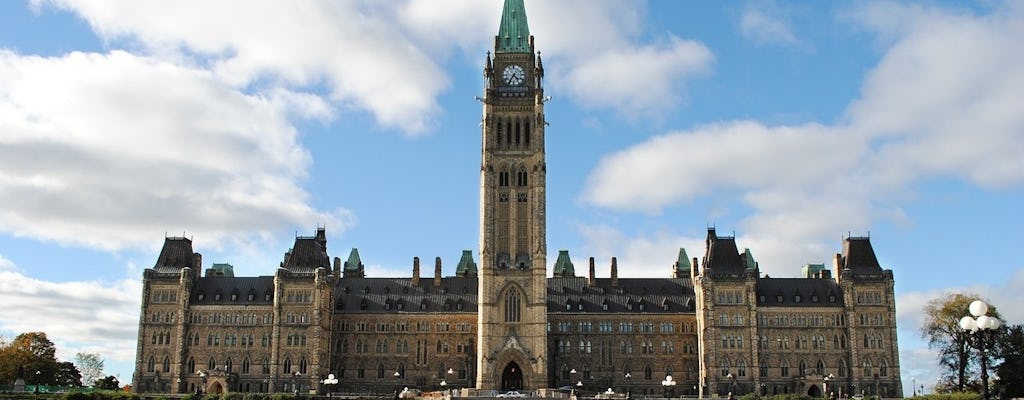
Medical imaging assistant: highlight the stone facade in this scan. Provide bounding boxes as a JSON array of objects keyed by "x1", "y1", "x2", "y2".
[{"x1": 132, "y1": 0, "x2": 901, "y2": 397}]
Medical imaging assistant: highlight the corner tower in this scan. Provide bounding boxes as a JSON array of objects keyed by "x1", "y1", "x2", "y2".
[{"x1": 477, "y1": 0, "x2": 549, "y2": 391}]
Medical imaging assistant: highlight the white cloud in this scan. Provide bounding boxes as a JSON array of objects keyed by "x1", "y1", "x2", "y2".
[
  {"x1": 739, "y1": 3, "x2": 801, "y2": 46},
  {"x1": 582, "y1": 3, "x2": 1024, "y2": 270},
  {"x1": 0, "y1": 50, "x2": 347, "y2": 251},
  {"x1": 0, "y1": 254, "x2": 15, "y2": 271},
  {"x1": 575, "y1": 224, "x2": 704, "y2": 278},
  {"x1": 0, "y1": 269, "x2": 141, "y2": 363}
]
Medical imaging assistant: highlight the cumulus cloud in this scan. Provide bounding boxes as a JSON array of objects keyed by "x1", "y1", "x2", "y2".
[
  {"x1": 583, "y1": 3, "x2": 1024, "y2": 270},
  {"x1": 739, "y1": 3, "x2": 801, "y2": 46},
  {"x1": 0, "y1": 268, "x2": 141, "y2": 363},
  {"x1": 574, "y1": 224, "x2": 705, "y2": 278},
  {"x1": 0, "y1": 50, "x2": 348, "y2": 251}
]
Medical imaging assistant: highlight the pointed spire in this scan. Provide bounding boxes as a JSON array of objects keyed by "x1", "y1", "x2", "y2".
[
  {"x1": 553, "y1": 250, "x2": 575, "y2": 277},
  {"x1": 496, "y1": 0, "x2": 531, "y2": 53},
  {"x1": 343, "y1": 248, "x2": 365, "y2": 278},
  {"x1": 456, "y1": 250, "x2": 478, "y2": 277},
  {"x1": 674, "y1": 248, "x2": 691, "y2": 278}
]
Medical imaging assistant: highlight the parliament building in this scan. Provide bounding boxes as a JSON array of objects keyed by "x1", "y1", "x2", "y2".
[{"x1": 133, "y1": 1, "x2": 902, "y2": 397}]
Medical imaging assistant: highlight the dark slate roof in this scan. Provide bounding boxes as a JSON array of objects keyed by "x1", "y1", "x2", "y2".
[
  {"x1": 335, "y1": 277, "x2": 478, "y2": 313},
  {"x1": 190, "y1": 276, "x2": 275, "y2": 305},
  {"x1": 755, "y1": 277, "x2": 844, "y2": 307},
  {"x1": 153, "y1": 237, "x2": 197, "y2": 273},
  {"x1": 703, "y1": 228, "x2": 745, "y2": 273},
  {"x1": 282, "y1": 229, "x2": 330, "y2": 273},
  {"x1": 841, "y1": 237, "x2": 882, "y2": 273},
  {"x1": 548, "y1": 277, "x2": 696, "y2": 313}
]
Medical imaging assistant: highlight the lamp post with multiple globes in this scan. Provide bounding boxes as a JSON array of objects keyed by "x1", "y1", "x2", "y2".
[
  {"x1": 321, "y1": 373, "x2": 338, "y2": 398},
  {"x1": 661, "y1": 375, "x2": 676, "y2": 399},
  {"x1": 959, "y1": 300, "x2": 1001, "y2": 400}
]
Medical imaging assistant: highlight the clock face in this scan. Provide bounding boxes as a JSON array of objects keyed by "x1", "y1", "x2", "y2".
[{"x1": 502, "y1": 64, "x2": 525, "y2": 86}]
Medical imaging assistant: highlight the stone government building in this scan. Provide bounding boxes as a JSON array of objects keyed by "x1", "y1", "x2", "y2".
[{"x1": 133, "y1": 0, "x2": 902, "y2": 397}]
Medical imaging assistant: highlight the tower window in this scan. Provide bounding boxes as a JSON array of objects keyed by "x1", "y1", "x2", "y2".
[
  {"x1": 505, "y1": 287, "x2": 522, "y2": 322},
  {"x1": 517, "y1": 168, "x2": 528, "y2": 186}
]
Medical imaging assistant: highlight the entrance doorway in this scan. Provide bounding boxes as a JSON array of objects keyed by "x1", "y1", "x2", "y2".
[
  {"x1": 807, "y1": 384, "x2": 821, "y2": 398},
  {"x1": 208, "y1": 381, "x2": 224, "y2": 394},
  {"x1": 501, "y1": 362, "x2": 523, "y2": 391}
]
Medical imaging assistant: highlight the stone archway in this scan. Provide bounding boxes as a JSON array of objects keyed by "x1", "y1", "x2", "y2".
[
  {"x1": 807, "y1": 384, "x2": 821, "y2": 398},
  {"x1": 208, "y1": 381, "x2": 225, "y2": 394},
  {"x1": 501, "y1": 362, "x2": 524, "y2": 391}
]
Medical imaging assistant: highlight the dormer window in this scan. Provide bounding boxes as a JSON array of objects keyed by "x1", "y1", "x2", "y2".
[
  {"x1": 420, "y1": 300, "x2": 428, "y2": 310},
  {"x1": 397, "y1": 300, "x2": 405, "y2": 310},
  {"x1": 384, "y1": 300, "x2": 392, "y2": 311},
  {"x1": 265, "y1": 293, "x2": 272, "y2": 301},
  {"x1": 457, "y1": 300, "x2": 464, "y2": 311},
  {"x1": 777, "y1": 295, "x2": 784, "y2": 303},
  {"x1": 214, "y1": 291, "x2": 222, "y2": 301},
  {"x1": 829, "y1": 295, "x2": 836, "y2": 303},
  {"x1": 577, "y1": 299, "x2": 583, "y2": 311},
  {"x1": 231, "y1": 293, "x2": 238, "y2": 301},
  {"x1": 794, "y1": 295, "x2": 802, "y2": 303},
  {"x1": 565, "y1": 301, "x2": 572, "y2": 311},
  {"x1": 197, "y1": 293, "x2": 205, "y2": 301},
  {"x1": 602, "y1": 299, "x2": 609, "y2": 311},
  {"x1": 359, "y1": 299, "x2": 368, "y2": 310},
  {"x1": 812, "y1": 295, "x2": 819, "y2": 303},
  {"x1": 626, "y1": 299, "x2": 634, "y2": 311}
]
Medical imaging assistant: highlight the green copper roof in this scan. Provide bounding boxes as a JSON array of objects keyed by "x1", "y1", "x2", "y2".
[
  {"x1": 456, "y1": 250, "x2": 478, "y2": 277},
  {"x1": 675, "y1": 248, "x2": 691, "y2": 272},
  {"x1": 496, "y1": 0, "x2": 531, "y2": 53},
  {"x1": 553, "y1": 250, "x2": 575, "y2": 277},
  {"x1": 802, "y1": 263, "x2": 825, "y2": 278},
  {"x1": 210, "y1": 263, "x2": 235, "y2": 277},
  {"x1": 744, "y1": 248, "x2": 757, "y2": 270},
  {"x1": 344, "y1": 248, "x2": 362, "y2": 271}
]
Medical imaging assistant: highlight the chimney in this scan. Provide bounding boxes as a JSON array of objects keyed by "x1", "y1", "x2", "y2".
[
  {"x1": 193, "y1": 253, "x2": 202, "y2": 270},
  {"x1": 412, "y1": 257, "x2": 421, "y2": 286},
  {"x1": 610, "y1": 257, "x2": 618, "y2": 287},
  {"x1": 588, "y1": 257, "x2": 596, "y2": 286},
  {"x1": 821, "y1": 269, "x2": 832, "y2": 279},
  {"x1": 434, "y1": 257, "x2": 442, "y2": 287},
  {"x1": 333, "y1": 257, "x2": 341, "y2": 277}
]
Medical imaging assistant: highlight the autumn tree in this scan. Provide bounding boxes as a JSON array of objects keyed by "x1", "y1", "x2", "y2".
[
  {"x1": 0, "y1": 332, "x2": 59, "y2": 385},
  {"x1": 921, "y1": 293, "x2": 1003, "y2": 392},
  {"x1": 75, "y1": 352, "x2": 105, "y2": 388}
]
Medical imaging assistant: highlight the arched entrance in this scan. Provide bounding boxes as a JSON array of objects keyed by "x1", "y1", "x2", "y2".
[
  {"x1": 807, "y1": 384, "x2": 821, "y2": 398},
  {"x1": 501, "y1": 362, "x2": 524, "y2": 391},
  {"x1": 208, "y1": 381, "x2": 225, "y2": 394}
]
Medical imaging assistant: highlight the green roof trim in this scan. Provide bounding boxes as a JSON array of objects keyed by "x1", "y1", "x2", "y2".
[
  {"x1": 553, "y1": 250, "x2": 575, "y2": 277},
  {"x1": 675, "y1": 248, "x2": 691, "y2": 272},
  {"x1": 456, "y1": 250, "x2": 478, "y2": 277},
  {"x1": 743, "y1": 248, "x2": 757, "y2": 270},
  {"x1": 496, "y1": 0, "x2": 531, "y2": 53},
  {"x1": 344, "y1": 248, "x2": 362, "y2": 271}
]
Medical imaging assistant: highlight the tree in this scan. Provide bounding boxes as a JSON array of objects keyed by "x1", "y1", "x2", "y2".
[
  {"x1": 54, "y1": 361, "x2": 83, "y2": 387},
  {"x1": 920, "y1": 293, "x2": 1003, "y2": 392},
  {"x1": 74, "y1": 352, "x2": 105, "y2": 388},
  {"x1": 94, "y1": 375, "x2": 120, "y2": 390},
  {"x1": 0, "y1": 332, "x2": 60, "y2": 385},
  {"x1": 994, "y1": 324, "x2": 1024, "y2": 397}
]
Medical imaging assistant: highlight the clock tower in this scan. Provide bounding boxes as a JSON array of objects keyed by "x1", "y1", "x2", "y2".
[{"x1": 477, "y1": 0, "x2": 549, "y2": 391}]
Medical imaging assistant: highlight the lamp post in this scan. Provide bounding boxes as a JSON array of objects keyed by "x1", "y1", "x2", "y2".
[
  {"x1": 394, "y1": 371, "x2": 401, "y2": 400},
  {"x1": 196, "y1": 370, "x2": 207, "y2": 395},
  {"x1": 625, "y1": 372, "x2": 632, "y2": 398},
  {"x1": 34, "y1": 370, "x2": 41, "y2": 394},
  {"x1": 661, "y1": 375, "x2": 676, "y2": 399},
  {"x1": 825, "y1": 373, "x2": 834, "y2": 399},
  {"x1": 726, "y1": 373, "x2": 734, "y2": 397},
  {"x1": 322, "y1": 373, "x2": 338, "y2": 398},
  {"x1": 293, "y1": 371, "x2": 301, "y2": 396},
  {"x1": 176, "y1": 378, "x2": 182, "y2": 394},
  {"x1": 959, "y1": 300, "x2": 1002, "y2": 400},
  {"x1": 912, "y1": 377, "x2": 916, "y2": 397}
]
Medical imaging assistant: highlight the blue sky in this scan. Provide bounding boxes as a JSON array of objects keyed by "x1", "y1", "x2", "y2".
[{"x1": 1, "y1": 0, "x2": 1022, "y2": 394}]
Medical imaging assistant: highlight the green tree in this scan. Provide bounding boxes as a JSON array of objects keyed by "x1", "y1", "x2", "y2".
[
  {"x1": 994, "y1": 324, "x2": 1024, "y2": 397},
  {"x1": 55, "y1": 361, "x2": 83, "y2": 387},
  {"x1": 75, "y1": 352, "x2": 105, "y2": 388},
  {"x1": 94, "y1": 375, "x2": 120, "y2": 390},
  {"x1": 920, "y1": 293, "x2": 1003, "y2": 392},
  {"x1": 0, "y1": 331, "x2": 60, "y2": 385}
]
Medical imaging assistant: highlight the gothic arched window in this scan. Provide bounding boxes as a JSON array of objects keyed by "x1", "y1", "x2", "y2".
[{"x1": 504, "y1": 287, "x2": 521, "y2": 322}]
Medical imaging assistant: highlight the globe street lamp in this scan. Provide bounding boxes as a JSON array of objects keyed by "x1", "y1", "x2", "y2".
[
  {"x1": 293, "y1": 371, "x2": 301, "y2": 395},
  {"x1": 825, "y1": 373, "x2": 835, "y2": 399},
  {"x1": 959, "y1": 300, "x2": 1002, "y2": 400},
  {"x1": 624, "y1": 372, "x2": 632, "y2": 398},
  {"x1": 196, "y1": 370, "x2": 207, "y2": 395},
  {"x1": 661, "y1": 375, "x2": 676, "y2": 399},
  {"x1": 322, "y1": 373, "x2": 338, "y2": 398}
]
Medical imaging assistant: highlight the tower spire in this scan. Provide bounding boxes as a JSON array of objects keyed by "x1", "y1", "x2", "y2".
[{"x1": 496, "y1": 0, "x2": 531, "y2": 53}]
